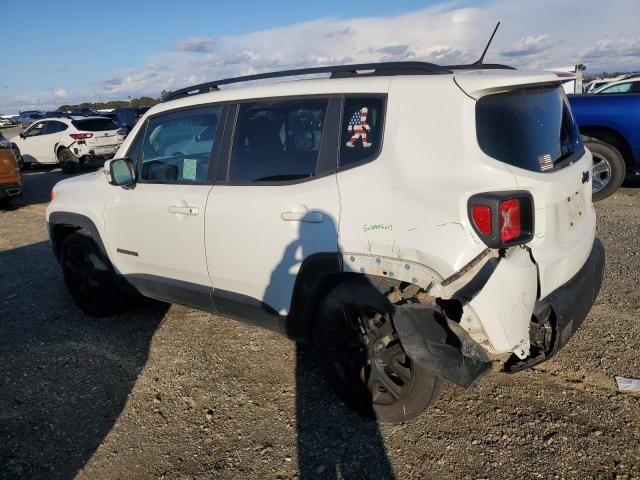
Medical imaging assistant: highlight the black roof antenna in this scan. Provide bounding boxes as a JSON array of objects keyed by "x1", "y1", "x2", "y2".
[{"x1": 473, "y1": 21, "x2": 501, "y2": 66}]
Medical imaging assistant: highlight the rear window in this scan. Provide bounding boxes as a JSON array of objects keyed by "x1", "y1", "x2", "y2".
[
  {"x1": 229, "y1": 98, "x2": 328, "y2": 182},
  {"x1": 72, "y1": 118, "x2": 119, "y2": 132},
  {"x1": 476, "y1": 86, "x2": 583, "y2": 172}
]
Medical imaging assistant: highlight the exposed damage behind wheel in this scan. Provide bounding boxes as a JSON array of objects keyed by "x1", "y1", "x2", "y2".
[
  {"x1": 392, "y1": 303, "x2": 492, "y2": 388},
  {"x1": 382, "y1": 238, "x2": 604, "y2": 388}
]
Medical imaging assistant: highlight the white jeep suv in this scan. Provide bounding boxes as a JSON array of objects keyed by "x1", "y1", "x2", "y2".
[
  {"x1": 12, "y1": 116, "x2": 125, "y2": 172},
  {"x1": 46, "y1": 62, "x2": 604, "y2": 423}
]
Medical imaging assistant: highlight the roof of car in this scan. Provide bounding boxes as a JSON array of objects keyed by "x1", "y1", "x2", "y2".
[
  {"x1": 151, "y1": 62, "x2": 574, "y2": 114},
  {"x1": 33, "y1": 115, "x2": 113, "y2": 123},
  {"x1": 69, "y1": 115, "x2": 111, "y2": 120},
  {"x1": 149, "y1": 63, "x2": 564, "y2": 118}
]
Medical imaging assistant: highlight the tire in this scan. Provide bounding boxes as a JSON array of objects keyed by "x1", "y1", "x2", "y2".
[
  {"x1": 585, "y1": 139, "x2": 625, "y2": 202},
  {"x1": 60, "y1": 232, "x2": 123, "y2": 317},
  {"x1": 313, "y1": 279, "x2": 444, "y2": 423},
  {"x1": 58, "y1": 147, "x2": 79, "y2": 174}
]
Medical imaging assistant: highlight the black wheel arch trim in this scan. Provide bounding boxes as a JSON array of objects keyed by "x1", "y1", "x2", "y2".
[
  {"x1": 48, "y1": 212, "x2": 109, "y2": 261},
  {"x1": 286, "y1": 252, "x2": 343, "y2": 342}
]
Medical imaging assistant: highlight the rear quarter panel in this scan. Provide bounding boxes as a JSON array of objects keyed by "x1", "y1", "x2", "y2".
[{"x1": 336, "y1": 76, "x2": 519, "y2": 280}]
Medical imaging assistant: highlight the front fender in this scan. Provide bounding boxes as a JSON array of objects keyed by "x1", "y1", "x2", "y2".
[{"x1": 48, "y1": 212, "x2": 109, "y2": 261}]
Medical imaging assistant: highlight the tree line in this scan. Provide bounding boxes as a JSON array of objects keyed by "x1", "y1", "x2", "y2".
[{"x1": 57, "y1": 96, "x2": 161, "y2": 111}]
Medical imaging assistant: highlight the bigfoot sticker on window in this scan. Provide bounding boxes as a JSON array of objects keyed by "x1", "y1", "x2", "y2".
[
  {"x1": 345, "y1": 107, "x2": 372, "y2": 148},
  {"x1": 340, "y1": 97, "x2": 384, "y2": 167}
]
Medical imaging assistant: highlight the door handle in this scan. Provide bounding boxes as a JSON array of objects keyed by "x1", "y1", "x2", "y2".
[
  {"x1": 281, "y1": 211, "x2": 324, "y2": 223},
  {"x1": 168, "y1": 205, "x2": 199, "y2": 215}
]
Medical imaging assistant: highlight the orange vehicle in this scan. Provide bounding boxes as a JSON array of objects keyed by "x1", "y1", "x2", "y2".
[{"x1": 0, "y1": 131, "x2": 22, "y2": 204}]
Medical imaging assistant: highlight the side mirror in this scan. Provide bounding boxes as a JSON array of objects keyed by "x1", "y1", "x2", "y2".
[
  {"x1": 19, "y1": 132, "x2": 26, "y2": 139},
  {"x1": 105, "y1": 158, "x2": 136, "y2": 187}
]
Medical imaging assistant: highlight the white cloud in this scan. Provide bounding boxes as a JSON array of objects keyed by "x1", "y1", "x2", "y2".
[
  {"x1": 53, "y1": 88, "x2": 68, "y2": 98},
  {"x1": 3, "y1": 0, "x2": 640, "y2": 111}
]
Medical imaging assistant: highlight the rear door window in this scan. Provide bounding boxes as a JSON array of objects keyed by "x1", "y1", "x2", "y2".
[
  {"x1": 139, "y1": 106, "x2": 224, "y2": 183},
  {"x1": 44, "y1": 121, "x2": 67, "y2": 134},
  {"x1": 228, "y1": 98, "x2": 328, "y2": 182},
  {"x1": 476, "y1": 86, "x2": 583, "y2": 172},
  {"x1": 339, "y1": 97, "x2": 385, "y2": 168}
]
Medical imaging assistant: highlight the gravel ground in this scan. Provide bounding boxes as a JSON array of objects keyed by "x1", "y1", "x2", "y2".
[{"x1": 0, "y1": 166, "x2": 639, "y2": 479}]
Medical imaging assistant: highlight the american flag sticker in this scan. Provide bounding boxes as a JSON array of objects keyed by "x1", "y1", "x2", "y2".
[
  {"x1": 346, "y1": 107, "x2": 372, "y2": 148},
  {"x1": 538, "y1": 153, "x2": 554, "y2": 171}
]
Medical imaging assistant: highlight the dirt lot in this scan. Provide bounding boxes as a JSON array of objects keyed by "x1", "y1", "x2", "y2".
[{"x1": 1, "y1": 157, "x2": 639, "y2": 479}]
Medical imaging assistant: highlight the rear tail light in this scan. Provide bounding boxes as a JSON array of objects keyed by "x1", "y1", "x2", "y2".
[
  {"x1": 50, "y1": 190, "x2": 56, "y2": 201},
  {"x1": 499, "y1": 198, "x2": 521, "y2": 243},
  {"x1": 472, "y1": 205, "x2": 492, "y2": 235},
  {"x1": 468, "y1": 192, "x2": 534, "y2": 248},
  {"x1": 70, "y1": 133, "x2": 93, "y2": 140}
]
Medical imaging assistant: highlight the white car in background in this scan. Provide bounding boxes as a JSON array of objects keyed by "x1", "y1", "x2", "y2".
[
  {"x1": 583, "y1": 78, "x2": 617, "y2": 93},
  {"x1": 0, "y1": 117, "x2": 12, "y2": 127},
  {"x1": 11, "y1": 116, "x2": 125, "y2": 172},
  {"x1": 593, "y1": 78, "x2": 640, "y2": 94}
]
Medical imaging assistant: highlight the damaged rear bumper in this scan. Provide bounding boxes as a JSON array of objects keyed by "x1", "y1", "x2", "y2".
[
  {"x1": 505, "y1": 237, "x2": 605, "y2": 372},
  {"x1": 393, "y1": 238, "x2": 604, "y2": 387},
  {"x1": 393, "y1": 303, "x2": 492, "y2": 388}
]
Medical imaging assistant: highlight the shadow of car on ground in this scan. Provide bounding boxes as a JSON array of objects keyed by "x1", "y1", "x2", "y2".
[{"x1": 0, "y1": 240, "x2": 169, "y2": 479}]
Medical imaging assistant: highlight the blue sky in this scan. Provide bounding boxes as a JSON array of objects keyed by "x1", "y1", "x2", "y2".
[{"x1": 3, "y1": 0, "x2": 639, "y2": 112}]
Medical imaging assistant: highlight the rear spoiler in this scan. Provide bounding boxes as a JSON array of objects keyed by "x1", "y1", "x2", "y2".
[{"x1": 453, "y1": 70, "x2": 574, "y2": 100}]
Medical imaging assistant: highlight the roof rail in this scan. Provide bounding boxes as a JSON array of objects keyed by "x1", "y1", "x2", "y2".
[
  {"x1": 446, "y1": 63, "x2": 516, "y2": 70},
  {"x1": 163, "y1": 61, "x2": 452, "y2": 101}
]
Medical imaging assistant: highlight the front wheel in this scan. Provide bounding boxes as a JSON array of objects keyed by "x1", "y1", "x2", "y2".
[
  {"x1": 585, "y1": 139, "x2": 626, "y2": 201},
  {"x1": 60, "y1": 232, "x2": 123, "y2": 317},
  {"x1": 57, "y1": 147, "x2": 79, "y2": 174},
  {"x1": 314, "y1": 279, "x2": 443, "y2": 423}
]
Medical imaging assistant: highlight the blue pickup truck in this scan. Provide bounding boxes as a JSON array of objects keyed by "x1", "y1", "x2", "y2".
[{"x1": 568, "y1": 93, "x2": 640, "y2": 200}]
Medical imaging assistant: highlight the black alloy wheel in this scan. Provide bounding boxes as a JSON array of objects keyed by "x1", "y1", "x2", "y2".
[{"x1": 314, "y1": 280, "x2": 443, "y2": 423}]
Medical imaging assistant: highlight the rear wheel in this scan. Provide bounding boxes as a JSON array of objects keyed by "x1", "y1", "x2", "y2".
[
  {"x1": 585, "y1": 139, "x2": 625, "y2": 201},
  {"x1": 314, "y1": 279, "x2": 443, "y2": 423},
  {"x1": 60, "y1": 232, "x2": 122, "y2": 317},
  {"x1": 58, "y1": 147, "x2": 78, "y2": 174}
]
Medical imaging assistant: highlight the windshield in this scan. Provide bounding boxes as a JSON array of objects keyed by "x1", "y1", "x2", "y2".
[{"x1": 476, "y1": 86, "x2": 584, "y2": 173}]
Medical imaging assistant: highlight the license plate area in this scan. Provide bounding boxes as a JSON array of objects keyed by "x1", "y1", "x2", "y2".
[
  {"x1": 567, "y1": 188, "x2": 587, "y2": 230},
  {"x1": 95, "y1": 137, "x2": 114, "y2": 146}
]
